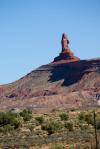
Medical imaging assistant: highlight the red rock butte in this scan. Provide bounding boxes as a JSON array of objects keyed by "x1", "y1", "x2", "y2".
[{"x1": 53, "y1": 33, "x2": 80, "y2": 63}]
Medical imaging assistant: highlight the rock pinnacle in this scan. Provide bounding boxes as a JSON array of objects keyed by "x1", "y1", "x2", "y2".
[
  {"x1": 53, "y1": 33, "x2": 80, "y2": 63},
  {"x1": 61, "y1": 33, "x2": 69, "y2": 51}
]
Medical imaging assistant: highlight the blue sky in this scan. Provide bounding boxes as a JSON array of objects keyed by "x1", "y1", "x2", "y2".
[{"x1": 0, "y1": 0, "x2": 100, "y2": 84}]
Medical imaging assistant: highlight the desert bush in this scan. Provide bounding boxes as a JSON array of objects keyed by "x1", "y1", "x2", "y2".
[
  {"x1": 78, "y1": 112, "x2": 85, "y2": 121},
  {"x1": 35, "y1": 116, "x2": 44, "y2": 124},
  {"x1": 42, "y1": 120, "x2": 62, "y2": 135},
  {"x1": 0, "y1": 111, "x2": 21, "y2": 129},
  {"x1": 78, "y1": 112, "x2": 94, "y2": 125},
  {"x1": 11, "y1": 118, "x2": 21, "y2": 129},
  {"x1": 59, "y1": 113, "x2": 69, "y2": 121},
  {"x1": 65, "y1": 121, "x2": 73, "y2": 131},
  {"x1": 84, "y1": 113, "x2": 94, "y2": 125},
  {"x1": 19, "y1": 109, "x2": 32, "y2": 121},
  {"x1": 79, "y1": 123, "x2": 88, "y2": 130},
  {"x1": 2, "y1": 124, "x2": 14, "y2": 133},
  {"x1": 96, "y1": 119, "x2": 100, "y2": 129},
  {"x1": 70, "y1": 108, "x2": 76, "y2": 112},
  {"x1": 49, "y1": 144, "x2": 65, "y2": 149},
  {"x1": 27, "y1": 124, "x2": 35, "y2": 131},
  {"x1": 0, "y1": 112, "x2": 9, "y2": 126},
  {"x1": 27, "y1": 109, "x2": 32, "y2": 114}
]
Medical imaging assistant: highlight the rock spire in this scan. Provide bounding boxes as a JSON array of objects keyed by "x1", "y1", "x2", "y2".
[
  {"x1": 61, "y1": 33, "x2": 69, "y2": 51},
  {"x1": 53, "y1": 33, "x2": 80, "y2": 63}
]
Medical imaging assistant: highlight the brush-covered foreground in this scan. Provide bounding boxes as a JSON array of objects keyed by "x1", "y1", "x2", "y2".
[{"x1": 0, "y1": 108, "x2": 100, "y2": 149}]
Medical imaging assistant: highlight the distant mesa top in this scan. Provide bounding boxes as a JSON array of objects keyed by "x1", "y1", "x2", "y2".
[{"x1": 53, "y1": 33, "x2": 80, "y2": 63}]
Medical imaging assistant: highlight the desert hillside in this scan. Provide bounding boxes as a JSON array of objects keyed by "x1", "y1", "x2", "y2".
[{"x1": 0, "y1": 33, "x2": 100, "y2": 111}]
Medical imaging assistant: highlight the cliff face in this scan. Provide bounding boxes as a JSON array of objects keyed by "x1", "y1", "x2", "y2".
[{"x1": 0, "y1": 33, "x2": 100, "y2": 112}]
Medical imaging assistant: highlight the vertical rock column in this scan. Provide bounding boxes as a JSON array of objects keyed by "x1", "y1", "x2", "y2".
[{"x1": 53, "y1": 33, "x2": 80, "y2": 63}]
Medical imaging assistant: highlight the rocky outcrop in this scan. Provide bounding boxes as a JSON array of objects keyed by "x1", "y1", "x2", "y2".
[
  {"x1": 53, "y1": 33, "x2": 80, "y2": 63},
  {"x1": 0, "y1": 33, "x2": 99, "y2": 112}
]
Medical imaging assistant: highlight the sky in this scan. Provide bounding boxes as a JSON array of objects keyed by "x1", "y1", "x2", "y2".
[{"x1": 0, "y1": 0, "x2": 100, "y2": 84}]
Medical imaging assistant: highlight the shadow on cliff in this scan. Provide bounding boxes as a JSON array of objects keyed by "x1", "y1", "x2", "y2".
[{"x1": 49, "y1": 59, "x2": 100, "y2": 86}]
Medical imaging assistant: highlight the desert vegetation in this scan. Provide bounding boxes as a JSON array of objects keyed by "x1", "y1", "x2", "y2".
[{"x1": 0, "y1": 108, "x2": 100, "y2": 149}]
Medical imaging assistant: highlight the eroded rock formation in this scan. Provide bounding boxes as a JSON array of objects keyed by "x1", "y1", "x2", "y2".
[{"x1": 53, "y1": 33, "x2": 80, "y2": 63}]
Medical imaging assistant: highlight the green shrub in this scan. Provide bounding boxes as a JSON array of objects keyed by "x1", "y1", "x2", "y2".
[
  {"x1": 78, "y1": 112, "x2": 85, "y2": 121},
  {"x1": 35, "y1": 116, "x2": 44, "y2": 124},
  {"x1": 11, "y1": 118, "x2": 21, "y2": 129},
  {"x1": 59, "y1": 113, "x2": 69, "y2": 121},
  {"x1": 96, "y1": 119, "x2": 100, "y2": 129},
  {"x1": 0, "y1": 111, "x2": 20, "y2": 129},
  {"x1": 70, "y1": 108, "x2": 76, "y2": 112},
  {"x1": 19, "y1": 109, "x2": 32, "y2": 121},
  {"x1": 27, "y1": 109, "x2": 32, "y2": 114},
  {"x1": 27, "y1": 124, "x2": 35, "y2": 131},
  {"x1": 42, "y1": 120, "x2": 62, "y2": 135},
  {"x1": 79, "y1": 124, "x2": 88, "y2": 130},
  {"x1": 78, "y1": 112, "x2": 94, "y2": 125},
  {"x1": 84, "y1": 114, "x2": 94, "y2": 125},
  {"x1": 2, "y1": 124, "x2": 14, "y2": 133},
  {"x1": 65, "y1": 122, "x2": 73, "y2": 131},
  {"x1": 49, "y1": 144, "x2": 65, "y2": 149}
]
